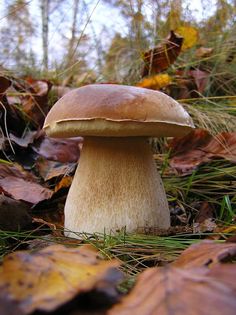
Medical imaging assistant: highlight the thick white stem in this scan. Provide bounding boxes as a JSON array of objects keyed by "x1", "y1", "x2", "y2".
[{"x1": 64, "y1": 137, "x2": 170, "y2": 237}]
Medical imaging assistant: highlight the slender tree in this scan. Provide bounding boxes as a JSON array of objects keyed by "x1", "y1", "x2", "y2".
[
  {"x1": 65, "y1": 0, "x2": 80, "y2": 68},
  {"x1": 40, "y1": 0, "x2": 50, "y2": 70}
]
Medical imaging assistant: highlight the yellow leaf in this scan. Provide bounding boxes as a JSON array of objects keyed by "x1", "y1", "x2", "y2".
[
  {"x1": 137, "y1": 74, "x2": 172, "y2": 90},
  {"x1": 222, "y1": 225, "x2": 236, "y2": 233},
  {"x1": 0, "y1": 245, "x2": 122, "y2": 314},
  {"x1": 176, "y1": 26, "x2": 198, "y2": 51},
  {"x1": 54, "y1": 175, "x2": 73, "y2": 192}
]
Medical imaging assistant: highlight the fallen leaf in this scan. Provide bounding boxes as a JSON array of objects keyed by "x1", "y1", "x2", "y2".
[
  {"x1": 0, "y1": 176, "x2": 53, "y2": 204},
  {"x1": 207, "y1": 264, "x2": 236, "y2": 290},
  {"x1": 9, "y1": 131, "x2": 38, "y2": 148},
  {"x1": 192, "y1": 202, "x2": 217, "y2": 233},
  {"x1": 142, "y1": 31, "x2": 183, "y2": 77},
  {"x1": 108, "y1": 264, "x2": 236, "y2": 315},
  {"x1": 175, "y1": 25, "x2": 198, "y2": 50},
  {"x1": 54, "y1": 175, "x2": 73, "y2": 192},
  {"x1": 169, "y1": 129, "x2": 236, "y2": 174},
  {"x1": 26, "y1": 77, "x2": 51, "y2": 96},
  {"x1": 0, "y1": 161, "x2": 53, "y2": 204},
  {"x1": 174, "y1": 68, "x2": 209, "y2": 97},
  {"x1": 172, "y1": 240, "x2": 236, "y2": 268},
  {"x1": 223, "y1": 226, "x2": 236, "y2": 234},
  {"x1": 193, "y1": 218, "x2": 217, "y2": 233},
  {"x1": 0, "y1": 81, "x2": 26, "y2": 136},
  {"x1": 33, "y1": 136, "x2": 82, "y2": 163},
  {"x1": 12, "y1": 78, "x2": 52, "y2": 128},
  {"x1": 0, "y1": 244, "x2": 122, "y2": 314},
  {"x1": 36, "y1": 158, "x2": 76, "y2": 181},
  {"x1": 189, "y1": 69, "x2": 210, "y2": 93},
  {"x1": 195, "y1": 47, "x2": 213, "y2": 59},
  {"x1": 24, "y1": 79, "x2": 52, "y2": 126},
  {"x1": 0, "y1": 162, "x2": 37, "y2": 181},
  {"x1": 136, "y1": 74, "x2": 172, "y2": 90},
  {"x1": 194, "y1": 201, "x2": 215, "y2": 223}
]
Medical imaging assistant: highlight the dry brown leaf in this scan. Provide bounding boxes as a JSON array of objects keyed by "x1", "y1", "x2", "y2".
[
  {"x1": 189, "y1": 69, "x2": 210, "y2": 93},
  {"x1": 193, "y1": 218, "x2": 217, "y2": 233},
  {"x1": 142, "y1": 31, "x2": 183, "y2": 77},
  {"x1": 21, "y1": 79, "x2": 52, "y2": 127},
  {"x1": 54, "y1": 175, "x2": 73, "y2": 192},
  {"x1": 9, "y1": 131, "x2": 38, "y2": 148},
  {"x1": 0, "y1": 163, "x2": 37, "y2": 181},
  {"x1": 195, "y1": 47, "x2": 213, "y2": 59},
  {"x1": 0, "y1": 163, "x2": 51, "y2": 204},
  {"x1": 0, "y1": 244, "x2": 122, "y2": 314},
  {"x1": 169, "y1": 129, "x2": 236, "y2": 174},
  {"x1": 194, "y1": 201, "x2": 215, "y2": 223},
  {"x1": 109, "y1": 264, "x2": 236, "y2": 315},
  {"x1": 172, "y1": 240, "x2": 236, "y2": 268},
  {"x1": 33, "y1": 136, "x2": 82, "y2": 163},
  {"x1": 192, "y1": 202, "x2": 217, "y2": 233},
  {"x1": 0, "y1": 176, "x2": 53, "y2": 204},
  {"x1": 36, "y1": 158, "x2": 76, "y2": 181}
]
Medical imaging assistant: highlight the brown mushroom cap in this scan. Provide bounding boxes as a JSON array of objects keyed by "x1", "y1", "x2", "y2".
[{"x1": 43, "y1": 84, "x2": 194, "y2": 138}]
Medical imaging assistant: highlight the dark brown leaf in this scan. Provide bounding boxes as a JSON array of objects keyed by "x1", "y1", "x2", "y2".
[
  {"x1": 142, "y1": 31, "x2": 183, "y2": 77},
  {"x1": 0, "y1": 76, "x2": 11, "y2": 96}
]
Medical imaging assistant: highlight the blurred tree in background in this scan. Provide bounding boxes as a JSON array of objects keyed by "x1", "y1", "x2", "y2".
[{"x1": 0, "y1": 0, "x2": 36, "y2": 72}]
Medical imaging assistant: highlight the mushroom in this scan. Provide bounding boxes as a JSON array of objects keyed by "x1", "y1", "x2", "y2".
[{"x1": 43, "y1": 84, "x2": 194, "y2": 237}]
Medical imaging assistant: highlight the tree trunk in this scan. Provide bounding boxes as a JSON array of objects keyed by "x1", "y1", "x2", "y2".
[
  {"x1": 41, "y1": 0, "x2": 49, "y2": 70},
  {"x1": 66, "y1": 0, "x2": 80, "y2": 68}
]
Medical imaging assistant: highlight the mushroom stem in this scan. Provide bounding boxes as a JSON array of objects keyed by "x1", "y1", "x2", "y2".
[{"x1": 64, "y1": 137, "x2": 170, "y2": 237}]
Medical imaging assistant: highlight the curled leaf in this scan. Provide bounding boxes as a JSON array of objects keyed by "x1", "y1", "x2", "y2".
[{"x1": 142, "y1": 31, "x2": 183, "y2": 76}]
